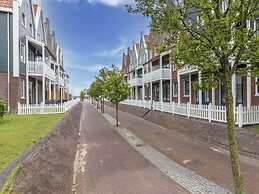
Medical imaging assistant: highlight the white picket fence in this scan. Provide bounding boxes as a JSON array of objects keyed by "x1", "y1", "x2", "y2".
[
  {"x1": 18, "y1": 98, "x2": 80, "y2": 115},
  {"x1": 121, "y1": 100, "x2": 259, "y2": 128}
]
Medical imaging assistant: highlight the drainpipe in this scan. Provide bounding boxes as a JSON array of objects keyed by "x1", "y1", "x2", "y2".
[{"x1": 7, "y1": 12, "x2": 10, "y2": 113}]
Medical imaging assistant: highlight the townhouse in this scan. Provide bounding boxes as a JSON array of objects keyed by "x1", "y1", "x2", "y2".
[
  {"x1": 0, "y1": 0, "x2": 71, "y2": 113},
  {"x1": 122, "y1": 27, "x2": 258, "y2": 108}
]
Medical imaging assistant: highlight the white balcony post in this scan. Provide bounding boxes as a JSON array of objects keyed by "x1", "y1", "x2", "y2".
[
  {"x1": 42, "y1": 76, "x2": 45, "y2": 104},
  {"x1": 170, "y1": 62, "x2": 173, "y2": 103},
  {"x1": 198, "y1": 71, "x2": 202, "y2": 106},
  {"x1": 54, "y1": 84, "x2": 56, "y2": 100},
  {"x1": 49, "y1": 80, "x2": 52, "y2": 100},
  {"x1": 212, "y1": 87, "x2": 216, "y2": 105},
  {"x1": 142, "y1": 67, "x2": 145, "y2": 100},
  {"x1": 247, "y1": 72, "x2": 251, "y2": 107},
  {"x1": 189, "y1": 73, "x2": 192, "y2": 103},
  {"x1": 159, "y1": 79, "x2": 163, "y2": 102},
  {"x1": 177, "y1": 71, "x2": 181, "y2": 103},
  {"x1": 232, "y1": 73, "x2": 236, "y2": 107},
  {"x1": 26, "y1": 38, "x2": 29, "y2": 105},
  {"x1": 35, "y1": 78, "x2": 38, "y2": 104}
]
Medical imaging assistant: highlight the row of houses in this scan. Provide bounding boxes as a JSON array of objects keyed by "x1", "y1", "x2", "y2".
[
  {"x1": 121, "y1": 28, "x2": 258, "y2": 108},
  {"x1": 0, "y1": 0, "x2": 71, "y2": 113}
]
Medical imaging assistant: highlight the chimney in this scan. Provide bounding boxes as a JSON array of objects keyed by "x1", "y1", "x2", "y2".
[{"x1": 141, "y1": 31, "x2": 144, "y2": 37}]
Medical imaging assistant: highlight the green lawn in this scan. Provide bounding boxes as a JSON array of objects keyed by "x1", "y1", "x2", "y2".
[
  {"x1": 0, "y1": 114, "x2": 64, "y2": 170},
  {"x1": 248, "y1": 125, "x2": 259, "y2": 133}
]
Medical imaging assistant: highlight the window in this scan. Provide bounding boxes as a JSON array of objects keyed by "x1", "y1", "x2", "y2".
[
  {"x1": 163, "y1": 84, "x2": 170, "y2": 102},
  {"x1": 29, "y1": 23, "x2": 33, "y2": 34},
  {"x1": 21, "y1": 80, "x2": 25, "y2": 99},
  {"x1": 184, "y1": 81, "x2": 190, "y2": 96},
  {"x1": 20, "y1": 42, "x2": 25, "y2": 63},
  {"x1": 22, "y1": 13, "x2": 26, "y2": 27},
  {"x1": 255, "y1": 78, "x2": 259, "y2": 96},
  {"x1": 236, "y1": 76, "x2": 243, "y2": 105},
  {"x1": 173, "y1": 82, "x2": 178, "y2": 97}
]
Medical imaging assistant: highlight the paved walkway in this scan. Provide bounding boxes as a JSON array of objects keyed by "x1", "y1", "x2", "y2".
[
  {"x1": 73, "y1": 102, "x2": 188, "y2": 194},
  {"x1": 104, "y1": 104, "x2": 259, "y2": 194}
]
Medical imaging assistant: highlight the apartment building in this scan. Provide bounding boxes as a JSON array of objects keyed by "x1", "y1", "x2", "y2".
[
  {"x1": 122, "y1": 27, "x2": 258, "y2": 107},
  {"x1": 0, "y1": 0, "x2": 70, "y2": 113}
]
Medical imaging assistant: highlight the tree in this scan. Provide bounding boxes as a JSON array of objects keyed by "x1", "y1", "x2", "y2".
[
  {"x1": 80, "y1": 90, "x2": 85, "y2": 101},
  {"x1": 88, "y1": 81, "x2": 102, "y2": 109},
  {"x1": 106, "y1": 65, "x2": 131, "y2": 126},
  {"x1": 98, "y1": 67, "x2": 109, "y2": 113},
  {"x1": 127, "y1": 1, "x2": 258, "y2": 193}
]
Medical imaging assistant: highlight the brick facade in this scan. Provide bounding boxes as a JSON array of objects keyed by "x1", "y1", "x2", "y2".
[
  {"x1": 0, "y1": 0, "x2": 12, "y2": 8},
  {"x1": 0, "y1": 72, "x2": 26, "y2": 113}
]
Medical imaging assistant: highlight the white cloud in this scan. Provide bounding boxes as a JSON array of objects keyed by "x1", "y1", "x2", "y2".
[
  {"x1": 55, "y1": 0, "x2": 132, "y2": 6},
  {"x1": 91, "y1": 37, "x2": 128, "y2": 57},
  {"x1": 87, "y1": 0, "x2": 132, "y2": 6},
  {"x1": 66, "y1": 64, "x2": 108, "y2": 72}
]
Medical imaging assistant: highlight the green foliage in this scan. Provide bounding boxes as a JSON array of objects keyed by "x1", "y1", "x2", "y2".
[
  {"x1": 127, "y1": 0, "x2": 258, "y2": 87},
  {"x1": 0, "y1": 99, "x2": 6, "y2": 120},
  {"x1": 1, "y1": 165, "x2": 22, "y2": 194},
  {"x1": 105, "y1": 65, "x2": 131, "y2": 105},
  {"x1": 80, "y1": 90, "x2": 85, "y2": 101}
]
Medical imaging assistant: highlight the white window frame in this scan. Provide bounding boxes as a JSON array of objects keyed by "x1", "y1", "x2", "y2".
[
  {"x1": 20, "y1": 42, "x2": 26, "y2": 63},
  {"x1": 173, "y1": 82, "x2": 178, "y2": 97},
  {"x1": 22, "y1": 12, "x2": 26, "y2": 27},
  {"x1": 183, "y1": 80, "x2": 190, "y2": 97},
  {"x1": 204, "y1": 90, "x2": 210, "y2": 103},
  {"x1": 21, "y1": 80, "x2": 25, "y2": 99},
  {"x1": 255, "y1": 78, "x2": 259, "y2": 96}
]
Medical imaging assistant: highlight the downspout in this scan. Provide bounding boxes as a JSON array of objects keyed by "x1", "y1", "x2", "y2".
[{"x1": 7, "y1": 12, "x2": 10, "y2": 113}]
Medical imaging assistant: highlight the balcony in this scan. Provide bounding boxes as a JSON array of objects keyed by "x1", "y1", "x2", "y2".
[
  {"x1": 129, "y1": 77, "x2": 142, "y2": 86},
  {"x1": 55, "y1": 75, "x2": 65, "y2": 87},
  {"x1": 143, "y1": 68, "x2": 171, "y2": 83},
  {"x1": 28, "y1": 61, "x2": 55, "y2": 80}
]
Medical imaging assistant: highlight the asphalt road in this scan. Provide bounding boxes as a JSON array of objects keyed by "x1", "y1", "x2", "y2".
[
  {"x1": 74, "y1": 102, "x2": 188, "y2": 194},
  {"x1": 104, "y1": 104, "x2": 259, "y2": 194}
]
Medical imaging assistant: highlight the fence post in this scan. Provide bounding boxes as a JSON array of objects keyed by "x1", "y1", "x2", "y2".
[
  {"x1": 18, "y1": 103, "x2": 21, "y2": 114},
  {"x1": 208, "y1": 103, "x2": 212, "y2": 122},
  {"x1": 152, "y1": 100, "x2": 155, "y2": 110},
  {"x1": 41, "y1": 102, "x2": 44, "y2": 114},
  {"x1": 172, "y1": 101, "x2": 175, "y2": 115},
  {"x1": 161, "y1": 101, "x2": 164, "y2": 112},
  {"x1": 187, "y1": 102, "x2": 190, "y2": 118},
  {"x1": 64, "y1": 102, "x2": 67, "y2": 113},
  {"x1": 238, "y1": 104, "x2": 243, "y2": 128}
]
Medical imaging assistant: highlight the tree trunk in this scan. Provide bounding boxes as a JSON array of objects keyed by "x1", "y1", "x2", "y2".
[
  {"x1": 224, "y1": 78, "x2": 245, "y2": 194},
  {"x1": 116, "y1": 102, "x2": 119, "y2": 126},
  {"x1": 102, "y1": 97, "x2": 105, "y2": 113},
  {"x1": 97, "y1": 99, "x2": 99, "y2": 109}
]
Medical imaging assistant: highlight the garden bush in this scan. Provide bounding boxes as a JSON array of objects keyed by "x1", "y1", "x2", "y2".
[{"x1": 0, "y1": 99, "x2": 6, "y2": 121}]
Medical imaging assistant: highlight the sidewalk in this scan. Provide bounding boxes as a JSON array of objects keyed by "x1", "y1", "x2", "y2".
[
  {"x1": 104, "y1": 104, "x2": 259, "y2": 194},
  {"x1": 74, "y1": 102, "x2": 188, "y2": 194}
]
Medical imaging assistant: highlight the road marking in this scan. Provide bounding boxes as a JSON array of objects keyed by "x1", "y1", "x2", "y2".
[
  {"x1": 210, "y1": 147, "x2": 222, "y2": 153},
  {"x1": 182, "y1": 159, "x2": 192, "y2": 164},
  {"x1": 102, "y1": 113, "x2": 232, "y2": 194}
]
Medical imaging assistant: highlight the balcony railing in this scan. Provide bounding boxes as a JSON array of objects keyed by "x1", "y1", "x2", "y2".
[
  {"x1": 143, "y1": 68, "x2": 170, "y2": 82},
  {"x1": 129, "y1": 77, "x2": 142, "y2": 86},
  {"x1": 28, "y1": 61, "x2": 55, "y2": 80},
  {"x1": 178, "y1": 66, "x2": 198, "y2": 75}
]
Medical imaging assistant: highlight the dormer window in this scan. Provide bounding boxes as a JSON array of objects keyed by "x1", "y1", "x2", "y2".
[{"x1": 22, "y1": 13, "x2": 26, "y2": 27}]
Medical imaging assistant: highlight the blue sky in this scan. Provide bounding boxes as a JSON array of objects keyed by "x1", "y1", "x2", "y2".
[{"x1": 43, "y1": 0, "x2": 150, "y2": 95}]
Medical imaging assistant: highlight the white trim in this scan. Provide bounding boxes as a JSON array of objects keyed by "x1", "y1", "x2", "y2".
[
  {"x1": 13, "y1": 1, "x2": 20, "y2": 77},
  {"x1": 0, "y1": 7, "x2": 13, "y2": 13}
]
